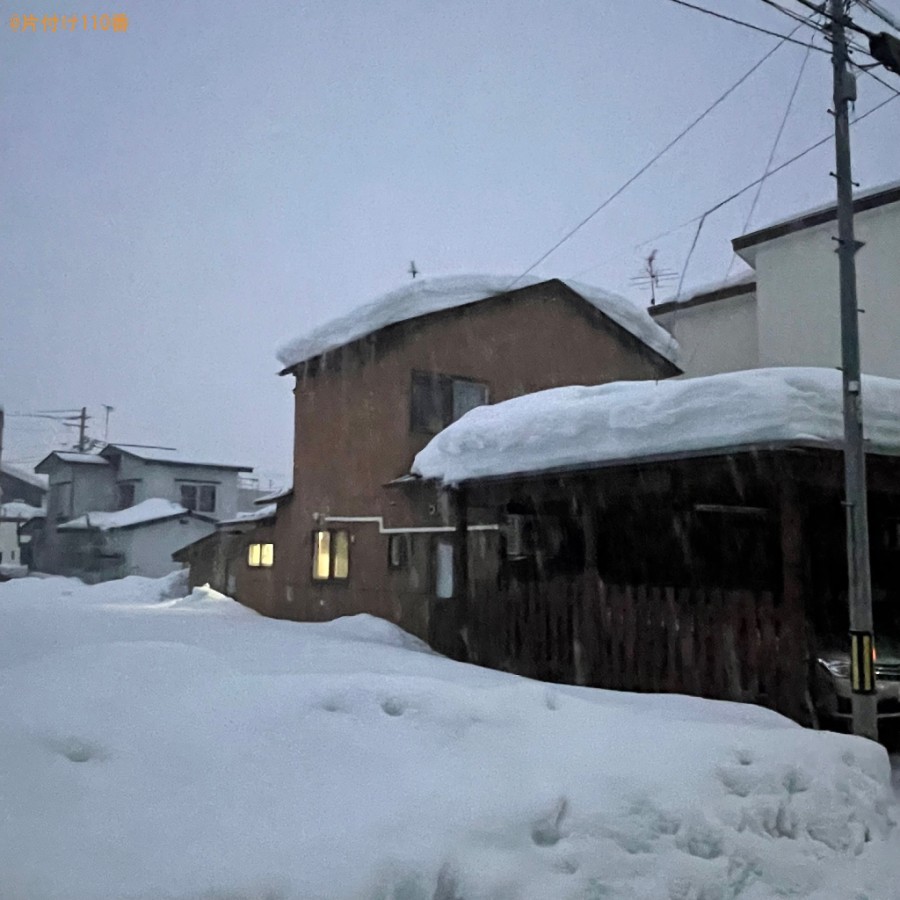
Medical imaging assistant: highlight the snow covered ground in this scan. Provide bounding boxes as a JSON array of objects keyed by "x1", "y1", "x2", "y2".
[{"x1": 1, "y1": 575, "x2": 898, "y2": 900}]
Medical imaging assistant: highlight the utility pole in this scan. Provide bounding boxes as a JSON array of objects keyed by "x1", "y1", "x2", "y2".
[
  {"x1": 77, "y1": 406, "x2": 88, "y2": 453},
  {"x1": 830, "y1": 0, "x2": 878, "y2": 741}
]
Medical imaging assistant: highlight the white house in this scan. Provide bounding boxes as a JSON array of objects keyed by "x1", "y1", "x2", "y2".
[
  {"x1": 56, "y1": 499, "x2": 216, "y2": 580},
  {"x1": 0, "y1": 501, "x2": 46, "y2": 575},
  {"x1": 0, "y1": 462, "x2": 48, "y2": 577},
  {"x1": 652, "y1": 180, "x2": 900, "y2": 378},
  {"x1": 32, "y1": 445, "x2": 253, "y2": 581}
]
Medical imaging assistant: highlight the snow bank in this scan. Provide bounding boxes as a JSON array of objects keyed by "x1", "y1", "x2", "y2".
[
  {"x1": 276, "y1": 274, "x2": 679, "y2": 370},
  {"x1": 414, "y1": 367, "x2": 900, "y2": 485},
  {"x1": 58, "y1": 497, "x2": 189, "y2": 531},
  {"x1": 0, "y1": 574, "x2": 897, "y2": 899}
]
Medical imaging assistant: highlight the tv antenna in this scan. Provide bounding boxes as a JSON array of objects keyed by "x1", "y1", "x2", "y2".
[{"x1": 630, "y1": 249, "x2": 678, "y2": 306}]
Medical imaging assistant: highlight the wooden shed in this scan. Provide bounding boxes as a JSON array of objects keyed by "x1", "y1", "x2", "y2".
[{"x1": 412, "y1": 368, "x2": 900, "y2": 723}]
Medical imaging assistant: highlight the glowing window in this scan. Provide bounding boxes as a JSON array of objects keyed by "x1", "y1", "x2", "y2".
[
  {"x1": 312, "y1": 530, "x2": 350, "y2": 581},
  {"x1": 247, "y1": 543, "x2": 274, "y2": 568}
]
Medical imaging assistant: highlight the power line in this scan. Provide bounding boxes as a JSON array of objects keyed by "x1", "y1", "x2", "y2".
[
  {"x1": 856, "y1": 0, "x2": 900, "y2": 32},
  {"x1": 760, "y1": 0, "x2": 830, "y2": 31},
  {"x1": 503, "y1": 19, "x2": 811, "y2": 292},
  {"x1": 664, "y1": 0, "x2": 831, "y2": 51},
  {"x1": 790, "y1": 0, "x2": 879, "y2": 38},
  {"x1": 724, "y1": 31, "x2": 818, "y2": 278},
  {"x1": 635, "y1": 90, "x2": 900, "y2": 250},
  {"x1": 758, "y1": 0, "x2": 900, "y2": 81}
]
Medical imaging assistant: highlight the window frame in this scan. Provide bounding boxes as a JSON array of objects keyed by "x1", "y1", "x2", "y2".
[
  {"x1": 311, "y1": 529, "x2": 351, "y2": 582},
  {"x1": 247, "y1": 542, "x2": 275, "y2": 568},
  {"x1": 410, "y1": 370, "x2": 489, "y2": 435},
  {"x1": 387, "y1": 533, "x2": 409, "y2": 570},
  {"x1": 117, "y1": 481, "x2": 137, "y2": 510},
  {"x1": 180, "y1": 482, "x2": 217, "y2": 513}
]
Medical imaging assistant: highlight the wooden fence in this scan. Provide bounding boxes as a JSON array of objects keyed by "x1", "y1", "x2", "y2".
[{"x1": 465, "y1": 572, "x2": 808, "y2": 721}]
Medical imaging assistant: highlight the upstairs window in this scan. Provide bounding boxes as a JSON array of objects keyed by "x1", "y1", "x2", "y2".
[
  {"x1": 180, "y1": 483, "x2": 216, "y2": 513},
  {"x1": 312, "y1": 530, "x2": 350, "y2": 581},
  {"x1": 248, "y1": 543, "x2": 275, "y2": 567},
  {"x1": 117, "y1": 482, "x2": 136, "y2": 510},
  {"x1": 410, "y1": 372, "x2": 488, "y2": 434},
  {"x1": 51, "y1": 482, "x2": 73, "y2": 519}
]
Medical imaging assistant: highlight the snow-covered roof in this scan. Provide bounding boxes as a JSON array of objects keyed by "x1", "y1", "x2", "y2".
[
  {"x1": 252, "y1": 486, "x2": 292, "y2": 505},
  {"x1": 58, "y1": 499, "x2": 194, "y2": 532},
  {"x1": 217, "y1": 503, "x2": 277, "y2": 527},
  {"x1": 654, "y1": 270, "x2": 756, "y2": 311},
  {"x1": 35, "y1": 451, "x2": 109, "y2": 471},
  {"x1": 0, "y1": 463, "x2": 49, "y2": 491},
  {"x1": 0, "y1": 502, "x2": 46, "y2": 521},
  {"x1": 734, "y1": 179, "x2": 900, "y2": 262},
  {"x1": 103, "y1": 445, "x2": 252, "y2": 472},
  {"x1": 276, "y1": 275, "x2": 680, "y2": 370},
  {"x1": 412, "y1": 367, "x2": 900, "y2": 485}
]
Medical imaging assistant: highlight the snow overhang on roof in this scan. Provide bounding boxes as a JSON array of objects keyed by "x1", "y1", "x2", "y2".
[
  {"x1": 252, "y1": 486, "x2": 292, "y2": 505},
  {"x1": 216, "y1": 503, "x2": 277, "y2": 527},
  {"x1": 733, "y1": 179, "x2": 900, "y2": 266},
  {"x1": 651, "y1": 271, "x2": 756, "y2": 317},
  {"x1": 102, "y1": 445, "x2": 252, "y2": 472},
  {"x1": 58, "y1": 498, "x2": 207, "y2": 532},
  {"x1": 275, "y1": 274, "x2": 680, "y2": 373},
  {"x1": 412, "y1": 367, "x2": 900, "y2": 486},
  {"x1": 0, "y1": 463, "x2": 49, "y2": 491},
  {"x1": 0, "y1": 502, "x2": 46, "y2": 521}
]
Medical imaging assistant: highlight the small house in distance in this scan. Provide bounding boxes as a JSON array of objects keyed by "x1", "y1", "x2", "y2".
[
  {"x1": 173, "y1": 498, "x2": 279, "y2": 606},
  {"x1": 32, "y1": 444, "x2": 253, "y2": 581},
  {"x1": 411, "y1": 367, "x2": 900, "y2": 724},
  {"x1": 261, "y1": 274, "x2": 680, "y2": 634},
  {"x1": 0, "y1": 463, "x2": 47, "y2": 577},
  {"x1": 0, "y1": 462, "x2": 48, "y2": 509}
]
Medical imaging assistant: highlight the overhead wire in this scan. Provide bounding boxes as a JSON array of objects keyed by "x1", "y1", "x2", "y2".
[
  {"x1": 502, "y1": 15, "x2": 819, "y2": 292},
  {"x1": 722, "y1": 27, "x2": 819, "y2": 281},
  {"x1": 635, "y1": 90, "x2": 900, "y2": 253},
  {"x1": 663, "y1": 0, "x2": 832, "y2": 50}
]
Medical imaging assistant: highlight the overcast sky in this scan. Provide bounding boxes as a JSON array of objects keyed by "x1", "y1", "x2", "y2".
[{"x1": 3, "y1": 0, "x2": 899, "y2": 485}]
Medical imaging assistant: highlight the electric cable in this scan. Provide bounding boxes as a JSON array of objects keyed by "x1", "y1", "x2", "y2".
[{"x1": 502, "y1": 17, "x2": 813, "y2": 292}]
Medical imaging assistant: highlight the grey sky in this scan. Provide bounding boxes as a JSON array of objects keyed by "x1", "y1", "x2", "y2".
[{"x1": 2, "y1": 0, "x2": 898, "y2": 484}]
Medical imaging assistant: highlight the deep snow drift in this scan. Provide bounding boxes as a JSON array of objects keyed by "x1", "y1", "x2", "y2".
[{"x1": 0, "y1": 574, "x2": 898, "y2": 899}]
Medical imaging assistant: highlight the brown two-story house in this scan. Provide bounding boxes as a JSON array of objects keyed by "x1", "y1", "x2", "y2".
[{"x1": 258, "y1": 274, "x2": 680, "y2": 639}]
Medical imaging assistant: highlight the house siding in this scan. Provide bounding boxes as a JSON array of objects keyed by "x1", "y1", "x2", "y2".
[
  {"x1": 652, "y1": 289, "x2": 759, "y2": 377},
  {"x1": 270, "y1": 280, "x2": 678, "y2": 633},
  {"x1": 753, "y1": 201, "x2": 900, "y2": 377}
]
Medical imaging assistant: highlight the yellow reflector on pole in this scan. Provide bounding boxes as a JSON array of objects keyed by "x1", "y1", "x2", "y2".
[{"x1": 850, "y1": 631, "x2": 876, "y2": 694}]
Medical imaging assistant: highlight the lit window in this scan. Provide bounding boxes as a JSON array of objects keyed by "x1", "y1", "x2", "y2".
[
  {"x1": 312, "y1": 529, "x2": 350, "y2": 580},
  {"x1": 248, "y1": 543, "x2": 274, "y2": 568}
]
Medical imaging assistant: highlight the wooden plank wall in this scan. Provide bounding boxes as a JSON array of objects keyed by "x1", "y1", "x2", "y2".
[{"x1": 467, "y1": 573, "x2": 808, "y2": 721}]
